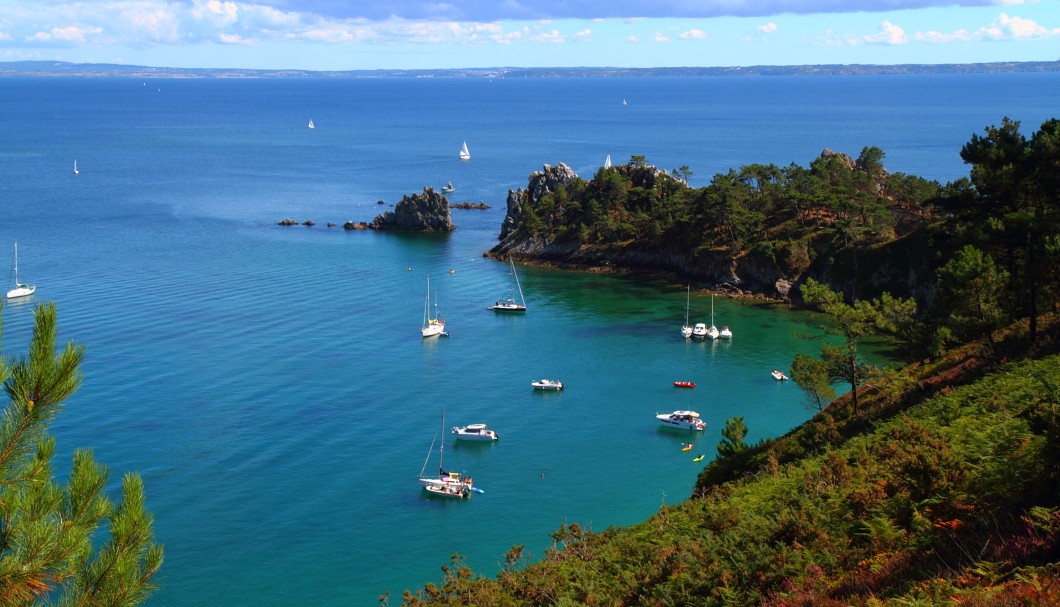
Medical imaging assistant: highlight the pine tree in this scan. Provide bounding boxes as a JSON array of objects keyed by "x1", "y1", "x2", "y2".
[{"x1": 0, "y1": 302, "x2": 163, "y2": 606}]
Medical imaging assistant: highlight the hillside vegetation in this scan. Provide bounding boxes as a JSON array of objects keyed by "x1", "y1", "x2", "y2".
[
  {"x1": 392, "y1": 118, "x2": 1060, "y2": 605},
  {"x1": 395, "y1": 315, "x2": 1060, "y2": 606}
]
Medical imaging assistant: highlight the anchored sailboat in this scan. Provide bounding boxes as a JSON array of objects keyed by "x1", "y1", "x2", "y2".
[
  {"x1": 489, "y1": 255, "x2": 526, "y2": 312},
  {"x1": 421, "y1": 276, "x2": 446, "y2": 337},
  {"x1": 6, "y1": 242, "x2": 35, "y2": 300},
  {"x1": 419, "y1": 412, "x2": 475, "y2": 499}
]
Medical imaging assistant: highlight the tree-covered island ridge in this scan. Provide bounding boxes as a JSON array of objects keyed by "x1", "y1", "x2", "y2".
[{"x1": 388, "y1": 116, "x2": 1060, "y2": 605}]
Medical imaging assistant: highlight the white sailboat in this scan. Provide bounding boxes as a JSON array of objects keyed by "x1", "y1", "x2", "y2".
[
  {"x1": 308, "y1": 119, "x2": 315, "y2": 129},
  {"x1": 459, "y1": 141, "x2": 470, "y2": 160},
  {"x1": 419, "y1": 412, "x2": 475, "y2": 498},
  {"x1": 489, "y1": 255, "x2": 526, "y2": 312},
  {"x1": 680, "y1": 284, "x2": 693, "y2": 339},
  {"x1": 6, "y1": 242, "x2": 35, "y2": 300},
  {"x1": 421, "y1": 276, "x2": 446, "y2": 338},
  {"x1": 706, "y1": 292, "x2": 720, "y2": 339},
  {"x1": 73, "y1": 159, "x2": 79, "y2": 175},
  {"x1": 604, "y1": 154, "x2": 612, "y2": 169}
]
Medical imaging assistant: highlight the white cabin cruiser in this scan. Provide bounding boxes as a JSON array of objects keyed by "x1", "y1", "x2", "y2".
[
  {"x1": 452, "y1": 423, "x2": 499, "y2": 442},
  {"x1": 656, "y1": 410, "x2": 706, "y2": 431},
  {"x1": 531, "y1": 378, "x2": 564, "y2": 391}
]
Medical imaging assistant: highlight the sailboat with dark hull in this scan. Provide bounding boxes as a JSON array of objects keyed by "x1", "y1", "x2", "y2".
[{"x1": 489, "y1": 255, "x2": 527, "y2": 312}]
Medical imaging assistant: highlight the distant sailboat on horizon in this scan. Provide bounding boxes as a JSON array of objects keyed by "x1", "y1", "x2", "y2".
[
  {"x1": 308, "y1": 119, "x2": 315, "y2": 129},
  {"x1": 459, "y1": 141, "x2": 470, "y2": 160},
  {"x1": 604, "y1": 154, "x2": 612, "y2": 169},
  {"x1": 73, "y1": 159, "x2": 79, "y2": 175}
]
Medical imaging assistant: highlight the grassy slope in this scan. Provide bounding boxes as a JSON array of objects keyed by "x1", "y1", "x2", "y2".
[{"x1": 397, "y1": 316, "x2": 1060, "y2": 606}]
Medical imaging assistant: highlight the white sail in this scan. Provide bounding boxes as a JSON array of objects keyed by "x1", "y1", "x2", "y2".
[
  {"x1": 308, "y1": 119, "x2": 315, "y2": 129},
  {"x1": 459, "y1": 141, "x2": 470, "y2": 160},
  {"x1": 73, "y1": 159, "x2": 79, "y2": 175},
  {"x1": 604, "y1": 154, "x2": 612, "y2": 169}
]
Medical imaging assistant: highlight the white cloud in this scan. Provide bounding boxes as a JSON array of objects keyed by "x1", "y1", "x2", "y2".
[
  {"x1": 627, "y1": 34, "x2": 641, "y2": 43},
  {"x1": 757, "y1": 22, "x2": 777, "y2": 35},
  {"x1": 679, "y1": 28, "x2": 705, "y2": 40},
  {"x1": 653, "y1": 31, "x2": 671, "y2": 42},
  {"x1": 864, "y1": 20, "x2": 908, "y2": 45},
  {"x1": 812, "y1": 29, "x2": 859, "y2": 47},
  {"x1": 571, "y1": 28, "x2": 593, "y2": 42},
  {"x1": 28, "y1": 26, "x2": 103, "y2": 44},
  {"x1": 529, "y1": 28, "x2": 564, "y2": 43},
  {"x1": 916, "y1": 12, "x2": 1059, "y2": 43}
]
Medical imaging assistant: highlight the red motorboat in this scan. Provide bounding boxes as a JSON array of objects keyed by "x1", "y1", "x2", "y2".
[{"x1": 673, "y1": 381, "x2": 696, "y2": 388}]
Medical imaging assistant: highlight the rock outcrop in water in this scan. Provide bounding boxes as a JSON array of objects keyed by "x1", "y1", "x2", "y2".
[{"x1": 370, "y1": 187, "x2": 455, "y2": 232}]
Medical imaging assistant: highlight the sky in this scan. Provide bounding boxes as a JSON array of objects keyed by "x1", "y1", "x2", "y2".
[{"x1": 0, "y1": 0, "x2": 1058, "y2": 70}]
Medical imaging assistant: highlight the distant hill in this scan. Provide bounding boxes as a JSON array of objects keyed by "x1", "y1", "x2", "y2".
[{"x1": 1, "y1": 59, "x2": 1058, "y2": 78}]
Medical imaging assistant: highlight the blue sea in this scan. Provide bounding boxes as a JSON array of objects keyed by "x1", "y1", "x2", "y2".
[{"x1": 1, "y1": 73, "x2": 1057, "y2": 605}]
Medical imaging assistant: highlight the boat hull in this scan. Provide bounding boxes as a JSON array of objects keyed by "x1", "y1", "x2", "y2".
[
  {"x1": 490, "y1": 304, "x2": 526, "y2": 312},
  {"x1": 452, "y1": 425, "x2": 499, "y2": 441},
  {"x1": 423, "y1": 483, "x2": 471, "y2": 499},
  {"x1": 656, "y1": 411, "x2": 705, "y2": 431},
  {"x1": 421, "y1": 321, "x2": 446, "y2": 338},
  {"x1": 6, "y1": 284, "x2": 35, "y2": 299},
  {"x1": 531, "y1": 380, "x2": 563, "y2": 391}
]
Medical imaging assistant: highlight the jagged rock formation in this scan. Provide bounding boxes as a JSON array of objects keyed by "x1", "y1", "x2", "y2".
[
  {"x1": 370, "y1": 187, "x2": 455, "y2": 231},
  {"x1": 497, "y1": 163, "x2": 579, "y2": 243},
  {"x1": 452, "y1": 202, "x2": 491, "y2": 209}
]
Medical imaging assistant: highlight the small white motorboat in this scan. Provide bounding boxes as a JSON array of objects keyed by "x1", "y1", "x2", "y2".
[
  {"x1": 532, "y1": 378, "x2": 564, "y2": 391},
  {"x1": 771, "y1": 370, "x2": 789, "y2": 381},
  {"x1": 719, "y1": 325, "x2": 733, "y2": 339},
  {"x1": 691, "y1": 323, "x2": 708, "y2": 339},
  {"x1": 452, "y1": 423, "x2": 499, "y2": 442},
  {"x1": 656, "y1": 410, "x2": 706, "y2": 431}
]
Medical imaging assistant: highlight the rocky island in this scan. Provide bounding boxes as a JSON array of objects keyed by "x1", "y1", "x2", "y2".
[{"x1": 369, "y1": 186, "x2": 455, "y2": 231}]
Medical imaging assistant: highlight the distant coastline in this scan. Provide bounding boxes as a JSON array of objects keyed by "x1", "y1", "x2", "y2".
[{"x1": 1, "y1": 59, "x2": 1058, "y2": 79}]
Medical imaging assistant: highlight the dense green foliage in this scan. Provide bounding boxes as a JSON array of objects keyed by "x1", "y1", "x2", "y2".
[
  {"x1": 0, "y1": 303, "x2": 163, "y2": 606},
  {"x1": 397, "y1": 118, "x2": 1060, "y2": 606},
  {"x1": 512, "y1": 147, "x2": 938, "y2": 270}
]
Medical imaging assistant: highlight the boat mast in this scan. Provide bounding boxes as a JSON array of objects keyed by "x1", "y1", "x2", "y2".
[
  {"x1": 685, "y1": 284, "x2": 690, "y2": 326},
  {"x1": 510, "y1": 255, "x2": 526, "y2": 307},
  {"x1": 423, "y1": 276, "x2": 430, "y2": 329},
  {"x1": 438, "y1": 411, "x2": 445, "y2": 473},
  {"x1": 12, "y1": 243, "x2": 18, "y2": 284}
]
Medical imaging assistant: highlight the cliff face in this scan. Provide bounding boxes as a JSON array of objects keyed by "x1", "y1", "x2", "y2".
[{"x1": 371, "y1": 187, "x2": 455, "y2": 231}]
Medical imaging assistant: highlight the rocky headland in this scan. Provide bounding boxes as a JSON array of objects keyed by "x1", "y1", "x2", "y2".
[{"x1": 488, "y1": 154, "x2": 938, "y2": 304}]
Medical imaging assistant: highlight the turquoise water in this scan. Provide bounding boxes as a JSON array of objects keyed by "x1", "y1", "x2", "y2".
[{"x1": 1, "y1": 74, "x2": 1057, "y2": 605}]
